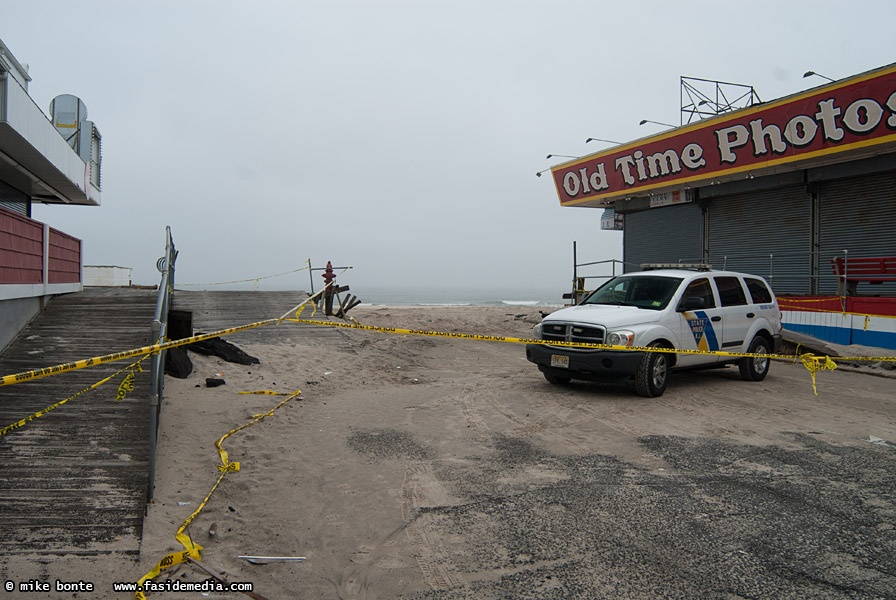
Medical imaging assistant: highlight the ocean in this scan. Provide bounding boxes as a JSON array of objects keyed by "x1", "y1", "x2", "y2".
[
  {"x1": 356, "y1": 287, "x2": 566, "y2": 308},
  {"x1": 176, "y1": 280, "x2": 569, "y2": 308}
]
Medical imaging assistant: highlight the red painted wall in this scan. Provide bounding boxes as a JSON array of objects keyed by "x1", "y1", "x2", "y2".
[
  {"x1": 0, "y1": 207, "x2": 44, "y2": 284},
  {"x1": 48, "y1": 228, "x2": 81, "y2": 284},
  {"x1": 0, "y1": 207, "x2": 81, "y2": 286}
]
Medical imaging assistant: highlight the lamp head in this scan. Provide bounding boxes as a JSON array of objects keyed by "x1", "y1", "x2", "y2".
[{"x1": 803, "y1": 70, "x2": 835, "y2": 82}]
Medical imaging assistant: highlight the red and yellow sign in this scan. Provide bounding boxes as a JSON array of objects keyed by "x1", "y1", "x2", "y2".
[{"x1": 553, "y1": 64, "x2": 896, "y2": 207}]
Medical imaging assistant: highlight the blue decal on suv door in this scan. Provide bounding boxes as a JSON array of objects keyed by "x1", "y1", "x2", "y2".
[{"x1": 685, "y1": 311, "x2": 720, "y2": 352}]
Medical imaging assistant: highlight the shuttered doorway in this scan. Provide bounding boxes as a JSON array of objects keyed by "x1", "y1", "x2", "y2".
[
  {"x1": 817, "y1": 170, "x2": 896, "y2": 295},
  {"x1": 622, "y1": 202, "x2": 703, "y2": 272},
  {"x1": 706, "y1": 185, "x2": 811, "y2": 295}
]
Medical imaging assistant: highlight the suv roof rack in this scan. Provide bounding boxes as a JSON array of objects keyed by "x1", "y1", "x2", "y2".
[{"x1": 640, "y1": 263, "x2": 713, "y2": 271}]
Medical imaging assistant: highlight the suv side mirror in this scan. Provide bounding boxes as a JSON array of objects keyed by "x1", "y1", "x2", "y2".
[{"x1": 678, "y1": 296, "x2": 705, "y2": 311}]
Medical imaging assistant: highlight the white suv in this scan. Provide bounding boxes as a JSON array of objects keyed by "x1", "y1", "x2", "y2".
[{"x1": 526, "y1": 267, "x2": 783, "y2": 397}]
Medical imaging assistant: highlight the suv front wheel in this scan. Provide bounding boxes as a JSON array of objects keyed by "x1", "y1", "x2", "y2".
[
  {"x1": 635, "y1": 344, "x2": 670, "y2": 398},
  {"x1": 543, "y1": 371, "x2": 571, "y2": 385},
  {"x1": 738, "y1": 335, "x2": 771, "y2": 381}
]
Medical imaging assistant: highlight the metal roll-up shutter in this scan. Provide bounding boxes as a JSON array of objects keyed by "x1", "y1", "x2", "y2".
[
  {"x1": 0, "y1": 180, "x2": 29, "y2": 216},
  {"x1": 0, "y1": 200, "x2": 28, "y2": 216},
  {"x1": 818, "y1": 170, "x2": 896, "y2": 294},
  {"x1": 623, "y1": 202, "x2": 703, "y2": 272},
  {"x1": 706, "y1": 185, "x2": 811, "y2": 295}
]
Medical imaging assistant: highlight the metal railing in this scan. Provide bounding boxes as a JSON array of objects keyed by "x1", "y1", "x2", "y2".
[
  {"x1": 148, "y1": 226, "x2": 176, "y2": 501},
  {"x1": 571, "y1": 242, "x2": 895, "y2": 302},
  {"x1": 569, "y1": 241, "x2": 628, "y2": 303},
  {"x1": 674, "y1": 249, "x2": 886, "y2": 297}
]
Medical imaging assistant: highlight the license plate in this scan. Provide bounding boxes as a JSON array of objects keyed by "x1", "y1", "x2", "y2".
[{"x1": 550, "y1": 355, "x2": 569, "y2": 368}]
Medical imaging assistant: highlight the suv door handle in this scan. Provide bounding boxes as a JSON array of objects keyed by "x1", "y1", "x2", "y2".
[
  {"x1": 746, "y1": 312, "x2": 755, "y2": 318},
  {"x1": 711, "y1": 316, "x2": 722, "y2": 322}
]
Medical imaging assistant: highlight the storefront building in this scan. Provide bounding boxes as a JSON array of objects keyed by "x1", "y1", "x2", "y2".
[
  {"x1": 549, "y1": 64, "x2": 896, "y2": 349},
  {"x1": 0, "y1": 37, "x2": 102, "y2": 350}
]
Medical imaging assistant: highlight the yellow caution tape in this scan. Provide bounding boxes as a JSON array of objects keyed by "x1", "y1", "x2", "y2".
[
  {"x1": 134, "y1": 543, "x2": 200, "y2": 600},
  {"x1": 0, "y1": 285, "x2": 338, "y2": 388},
  {"x1": 1, "y1": 270, "x2": 354, "y2": 389},
  {"x1": 285, "y1": 317, "x2": 895, "y2": 396},
  {"x1": 1, "y1": 356, "x2": 149, "y2": 437},
  {"x1": 780, "y1": 305, "x2": 896, "y2": 320},
  {"x1": 135, "y1": 389, "x2": 301, "y2": 598},
  {"x1": 0, "y1": 321, "x2": 276, "y2": 388},
  {"x1": 800, "y1": 353, "x2": 838, "y2": 396},
  {"x1": 213, "y1": 392, "x2": 298, "y2": 470},
  {"x1": 777, "y1": 296, "x2": 846, "y2": 304},
  {"x1": 778, "y1": 297, "x2": 896, "y2": 320},
  {"x1": 115, "y1": 362, "x2": 144, "y2": 402},
  {"x1": 286, "y1": 318, "x2": 793, "y2": 360},
  {"x1": 287, "y1": 318, "x2": 896, "y2": 365}
]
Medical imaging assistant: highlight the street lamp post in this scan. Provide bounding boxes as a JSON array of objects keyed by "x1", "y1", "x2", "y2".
[
  {"x1": 639, "y1": 119, "x2": 676, "y2": 128},
  {"x1": 803, "y1": 70, "x2": 835, "y2": 83},
  {"x1": 537, "y1": 154, "x2": 580, "y2": 177}
]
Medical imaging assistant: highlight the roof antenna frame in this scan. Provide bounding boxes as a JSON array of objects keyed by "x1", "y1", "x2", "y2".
[{"x1": 680, "y1": 76, "x2": 761, "y2": 124}]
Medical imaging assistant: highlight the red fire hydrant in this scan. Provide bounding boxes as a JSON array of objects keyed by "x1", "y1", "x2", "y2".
[
  {"x1": 321, "y1": 261, "x2": 336, "y2": 286},
  {"x1": 321, "y1": 261, "x2": 336, "y2": 315}
]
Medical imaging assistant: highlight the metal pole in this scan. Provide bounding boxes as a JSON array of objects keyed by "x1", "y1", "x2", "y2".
[
  {"x1": 148, "y1": 227, "x2": 174, "y2": 502},
  {"x1": 148, "y1": 318, "x2": 162, "y2": 502},
  {"x1": 843, "y1": 249, "x2": 848, "y2": 311},
  {"x1": 571, "y1": 241, "x2": 577, "y2": 303},
  {"x1": 308, "y1": 259, "x2": 314, "y2": 295}
]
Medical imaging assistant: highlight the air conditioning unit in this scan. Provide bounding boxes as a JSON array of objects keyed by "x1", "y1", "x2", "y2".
[{"x1": 49, "y1": 94, "x2": 102, "y2": 190}]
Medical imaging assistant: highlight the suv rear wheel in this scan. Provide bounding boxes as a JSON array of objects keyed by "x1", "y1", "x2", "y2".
[
  {"x1": 635, "y1": 344, "x2": 670, "y2": 398},
  {"x1": 738, "y1": 335, "x2": 770, "y2": 381}
]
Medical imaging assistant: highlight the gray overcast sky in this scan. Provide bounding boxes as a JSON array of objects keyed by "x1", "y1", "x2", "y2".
[{"x1": 3, "y1": 1, "x2": 894, "y2": 297}]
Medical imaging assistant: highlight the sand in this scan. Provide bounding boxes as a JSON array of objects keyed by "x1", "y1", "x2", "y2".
[{"x1": 4, "y1": 305, "x2": 896, "y2": 598}]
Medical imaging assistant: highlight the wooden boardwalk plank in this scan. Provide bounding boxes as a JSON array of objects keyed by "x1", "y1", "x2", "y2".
[
  {"x1": 0, "y1": 288, "x2": 156, "y2": 558},
  {"x1": 0, "y1": 288, "x2": 348, "y2": 556},
  {"x1": 172, "y1": 290, "x2": 349, "y2": 345},
  {"x1": 0, "y1": 288, "x2": 349, "y2": 560}
]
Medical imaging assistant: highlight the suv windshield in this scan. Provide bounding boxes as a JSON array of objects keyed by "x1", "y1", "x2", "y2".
[{"x1": 582, "y1": 275, "x2": 683, "y2": 310}]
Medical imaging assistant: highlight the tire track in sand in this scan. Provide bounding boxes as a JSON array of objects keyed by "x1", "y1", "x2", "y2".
[{"x1": 400, "y1": 465, "x2": 464, "y2": 591}]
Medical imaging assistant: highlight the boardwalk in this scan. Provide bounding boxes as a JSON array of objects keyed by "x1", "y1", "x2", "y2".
[
  {"x1": 0, "y1": 288, "x2": 157, "y2": 557},
  {"x1": 0, "y1": 288, "x2": 348, "y2": 560},
  {"x1": 171, "y1": 289, "x2": 348, "y2": 345}
]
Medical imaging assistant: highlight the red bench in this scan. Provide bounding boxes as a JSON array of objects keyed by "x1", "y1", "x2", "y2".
[{"x1": 831, "y1": 256, "x2": 896, "y2": 296}]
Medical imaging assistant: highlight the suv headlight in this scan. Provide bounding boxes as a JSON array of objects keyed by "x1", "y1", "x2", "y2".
[
  {"x1": 606, "y1": 330, "x2": 634, "y2": 347},
  {"x1": 533, "y1": 323, "x2": 543, "y2": 339}
]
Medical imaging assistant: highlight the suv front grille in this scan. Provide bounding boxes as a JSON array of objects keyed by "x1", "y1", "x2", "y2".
[{"x1": 542, "y1": 322, "x2": 606, "y2": 347}]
